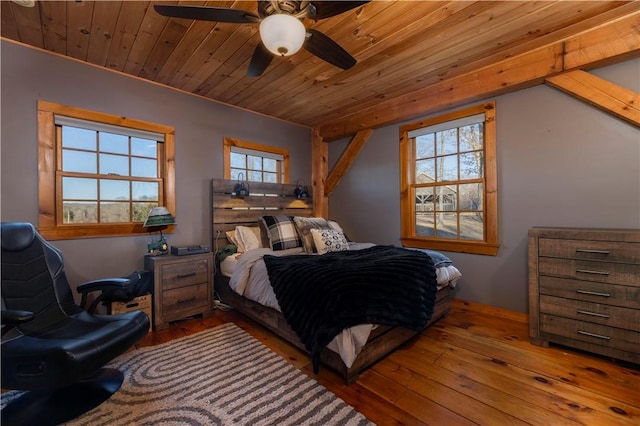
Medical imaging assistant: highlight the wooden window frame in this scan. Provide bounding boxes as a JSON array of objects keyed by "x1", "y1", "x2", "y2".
[
  {"x1": 400, "y1": 102, "x2": 498, "y2": 255},
  {"x1": 223, "y1": 137, "x2": 290, "y2": 183},
  {"x1": 38, "y1": 100, "x2": 175, "y2": 240}
]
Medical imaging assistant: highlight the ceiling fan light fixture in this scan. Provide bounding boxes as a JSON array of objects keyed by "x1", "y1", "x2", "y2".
[{"x1": 259, "y1": 14, "x2": 306, "y2": 57}]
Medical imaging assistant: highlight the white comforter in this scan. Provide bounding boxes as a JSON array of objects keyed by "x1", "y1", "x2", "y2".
[{"x1": 226, "y1": 244, "x2": 461, "y2": 368}]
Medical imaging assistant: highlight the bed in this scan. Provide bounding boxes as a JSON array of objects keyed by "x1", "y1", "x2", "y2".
[{"x1": 211, "y1": 178, "x2": 461, "y2": 384}]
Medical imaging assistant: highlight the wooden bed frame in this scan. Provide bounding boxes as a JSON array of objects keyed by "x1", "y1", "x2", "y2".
[{"x1": 211, "y1": 178, "x2": 451, "y2": 384}]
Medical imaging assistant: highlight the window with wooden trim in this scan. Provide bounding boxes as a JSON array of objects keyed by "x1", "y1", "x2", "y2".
[
  {"x1": 223, "y1": 137, "x2": 289, "y2": 183},
  {"x1": 38, "y1": 100, "x2": 175, "y2": 240},
  {"x1": 400, "y1": 102, "x2": 498, "y2": 255}
]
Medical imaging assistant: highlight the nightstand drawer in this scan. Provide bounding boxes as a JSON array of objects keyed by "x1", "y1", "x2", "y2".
[
  {"x1": 540, "y1": 314, "x2": 640, "y2": 355},
  {"x1": 162, "y1": 283, "x2": 209, "y2": 318},
  {"x1": 539, "y1": 276, "x2": 640, "y2": 309},
  {"x1": 540, "y1": 295, "x2": 640, "y2": 331},
  {"x1": 161, "y1": 259, "x2": 209, "y2": 290},
  {"x1": 538, "y1": 257, "x2": 639, "y2": 286},
  {"x1": 539, "y1": 238, "x2": 640, "y2": 263}
]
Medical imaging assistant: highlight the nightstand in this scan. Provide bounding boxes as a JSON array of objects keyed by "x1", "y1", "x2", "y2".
[{"x1": 144, "y1": 252, "x2": 214, "y2": 331}]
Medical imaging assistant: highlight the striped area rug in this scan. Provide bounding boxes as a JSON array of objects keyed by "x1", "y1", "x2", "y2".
[{"x1": 68, "y1": 323, "x2": 374, "y2": 425}]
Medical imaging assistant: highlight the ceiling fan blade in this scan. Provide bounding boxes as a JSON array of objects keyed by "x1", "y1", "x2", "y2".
[
  {"x1": 304, "y1": 29, "x2": 356, "y2": 70},
  {"x1": 247, "y1": 42, "x2": 274, "y2": 77},
  {"x1": 153, "y1": 5, "x2": 259, "y2": 24},
  {"x1": 309, "y1": 1, "x2": 370, "y2": 19}
]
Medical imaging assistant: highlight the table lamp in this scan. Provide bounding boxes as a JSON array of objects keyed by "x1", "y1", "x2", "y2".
[{"x1": 143, "y1": 207, "x2": 176, "y2": 255}]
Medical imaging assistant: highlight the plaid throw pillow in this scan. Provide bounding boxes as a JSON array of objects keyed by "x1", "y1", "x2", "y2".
[{"x1": 260, "y1": 215, "x2": 302, "y2": 251}]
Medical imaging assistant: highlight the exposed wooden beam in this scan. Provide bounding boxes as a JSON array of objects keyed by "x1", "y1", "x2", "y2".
[
  {"x1": 324, "y1": 129, "x2": 374, "y2": 197},
  {"x1": 318, "y1": 12, "x2": 640, "y2": 141},
  {"x1": 311, "y1": 129, "x2": 328, "y2": 218},
  {"x1": 545, "y1": 70, "x2": 640, "y2": 128}
]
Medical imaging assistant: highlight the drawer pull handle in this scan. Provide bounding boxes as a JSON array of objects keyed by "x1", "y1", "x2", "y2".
[
  {"x1": 577, "y1": 330, "x2": 610, "y2": 340},
  {"x1": 576, "y1": 290, "x2": 610, "y2": 297},
  {"x1": 177, "y1": 296, "x2": 196, "y2": 304},
  {"x1": 177, "y1": 272, "x2": 197, "y2": 279},
  {"x1": 576, "y1": 249, "x2": 610, "y2": 255},
  {"x1": 576, "y1": 269, "x2": 609, "y2": 276},
  {"x1": 577, "y1": 310, "x2": 610, "y2": 319}
]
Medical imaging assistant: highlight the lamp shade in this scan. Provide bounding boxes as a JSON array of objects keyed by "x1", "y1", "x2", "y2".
[
  {"x1": 143, "y1": 207, "x2": 176, "y2": 227},
  {"x1": 259, "y1": 14, "x2": 306, "y2": 56}
]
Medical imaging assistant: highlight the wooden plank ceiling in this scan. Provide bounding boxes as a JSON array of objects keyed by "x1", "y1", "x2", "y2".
[{"x1": 2, "y1": 1, "x2": 639, "y2": 141}]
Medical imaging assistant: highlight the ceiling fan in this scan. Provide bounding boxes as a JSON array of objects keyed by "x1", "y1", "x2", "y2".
[{"x1": 154, "y1": 1, "x2": 369, "y2": 77}]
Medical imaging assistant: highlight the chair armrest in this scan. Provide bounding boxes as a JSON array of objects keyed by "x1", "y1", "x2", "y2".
[
  {"x1": 76, "y1": 278, "x2": 131, "y2": 295},
  {"x1": 2, "y1": 309, "x2": 34, "y2": 327}
]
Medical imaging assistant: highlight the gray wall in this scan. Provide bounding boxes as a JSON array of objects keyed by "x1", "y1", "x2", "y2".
[
  {"x1": 1, "y1": 40, "x2": 311, "y2": 292},
  {"x1": 328, "y1": 58, "x2": 640, "y2": 313}
]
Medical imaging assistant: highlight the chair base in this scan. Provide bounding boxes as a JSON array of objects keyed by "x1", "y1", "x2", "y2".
[{"x1": 1, "y1": 367, "x2": 124, "y2": 426}]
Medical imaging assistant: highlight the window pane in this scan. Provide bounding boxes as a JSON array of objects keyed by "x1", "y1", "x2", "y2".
[
  {"x1": 62, "y1": 126, "x2": 96, "y2": 151},
  {"x1": 435, "y1": 212, "x2": 457, "y2": 238},
  {"x1": 436, "y1": 129, "x2": 457, "y2": 155},
  {"x1": 99, "y1": 132, "x2": 128, "y2": 155},
  {"x1": 460, "y1": 151, "x2": 483, "y2": 180},
  {"x1": 460, "y1": 212, "x2": 483, "y2": 240},
  {"x1": 230, "y1": 169, "x2": 244, "y2": 181},
  {"x1": 415, "y1": 211, "x2": 435, "y2": 237},
  {"x1": 132, "y1": 157, "x2": 157, "y2": 178},
  {"x1": 248, "y1": 170, "x2": 262, "y2": 181},
  {"x1": 62, "y1": 150, "x2": 96, "y2": 173},
  {"x1": 264, "y1": 158, "x2": 277, "y2": 172},
  {"x1": 100, "y1": 179, "x2": 130, "y2": 201},
  {"x1": 438, "y1": 155, "x2": 458, "y2": 182},
  {"x1": 435, "y1": 186, "x2": 456, "y2": 211},
  {"x1": 264, "y1": 172, "x2": 277, "y2": 183},
  {"x1": 63, "y1": 201, "x2": 97, "y2": 224},
  {"x1": 460, "y1": 123, "x2": 483, "y2": 152},
  {"x1": 459, "y1": 183, "x2": 483, "y2": 211},
  {"x1": 416, "y1": 134, "x2": 434, "y2": 158},
  {"x1": 416, "y1": 159, "x2": 435, "y2": 182},
  {"x1": 231, "y1": 152, "x2": 246, "y2": 169},
  {"x1": 415, "y1": 187, "x2": 434, "y2": 212},
  {"x1": 63, "y1": 177, "x2": 97, "y2": 200},
  {"x1": 247, "y1": 155, "x2": 262, "y2": 170},
  {"x1": 131, "y1": 138, "x2": 158, "y2": 158},
  {"x1": 132, "y1": 181, "x2": 158, "y2": 201},
  {"x1": 100, "y1": 202, "x2": 130, "y2": 223},
  {"x1": 133, "y1": 202, "x2": 158, "y2": 222},
  {"x1": 100, "y1": 153, "x2": 129, "y2": 176}
]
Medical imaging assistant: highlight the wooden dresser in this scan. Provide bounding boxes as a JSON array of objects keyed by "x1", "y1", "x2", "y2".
[
  {"x1": 528, "y1": 227, "x2": 640, "y2": 364},
  {"x1": 144, "y1": 252, "x2": 214, "y2": 330}
]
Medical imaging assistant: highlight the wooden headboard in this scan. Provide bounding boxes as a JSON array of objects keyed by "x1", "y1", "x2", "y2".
[{"x1": 211, "y1": 178, "x2": 313, "y2": 252}]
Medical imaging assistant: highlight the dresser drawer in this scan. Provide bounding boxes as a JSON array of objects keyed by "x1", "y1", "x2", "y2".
[
  {"x1": 539, "y1": 238, "x2": 640, "y2": 263},
  {"x1": 161, "y1": 259, "x2": 209, "y2": 290},
  {"x1": 162, "y1": 283, "x2": 209, "y2": 318},
  {"x1": 538, "y1": 257, "x2": 640, "y2": 286},
  {"x1": 540, "y1": 314, "x2": 639, "y2": 355},
  {"x1": 539, "y1": 276, "x2": 640, "y2": 309},
  {"x1": 540, "y1": 295, "x2": 640, "y2": 331}
]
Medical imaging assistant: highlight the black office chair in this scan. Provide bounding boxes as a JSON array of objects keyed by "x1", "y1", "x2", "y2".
[{"x1": 1, "y1": 222, "x2": 150, "y2": 426}]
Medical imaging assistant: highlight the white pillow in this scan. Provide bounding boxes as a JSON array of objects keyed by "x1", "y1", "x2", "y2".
[
  {"x1": 235, "y1": 226, "x2": 262, "y2": 252},
  {"x1": 310, "y1": 228, "x2": 349, "y2": 254}
]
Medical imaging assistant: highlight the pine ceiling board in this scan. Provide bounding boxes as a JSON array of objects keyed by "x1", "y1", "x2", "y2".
[
  {"x1": 8, "y1": 0, "x2": 44, "y2": 49},
  {"x1": 66, "y1": 1, "x2": 94, "y2": 61},
  {"x1": 39, "y1": 1, "x2": 67, "y2": 55},
  {"x1": 0, "y1": 2, "x2": 21, "y2": 41},
  {"x1": 86, "y1": 1, "x2": 122, "y2": 67},
  {"x1": 124, "y1": 0, "x2": 180, "y2": 76},
  {"x1": 104, "y1": 1, "x2": 149, "y2": 72}
]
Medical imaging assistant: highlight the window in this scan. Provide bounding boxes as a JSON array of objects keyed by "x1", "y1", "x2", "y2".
[
  {"x1": 38, "y1": 100, "x2": 175, "y2": 240},
  {"x1": 400, "y1": 102, "x2": 498, "y2": 255},
  {"x1": 223, "y1": 137, "x2": 289, "y2": 183}
]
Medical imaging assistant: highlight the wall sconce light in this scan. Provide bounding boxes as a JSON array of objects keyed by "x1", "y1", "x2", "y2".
[
  {"x1": 143, "y1": 206, "x2": 176, "y2": 255},
  {"x1": 294, "y1": 179, "x2": 309, "y2": 199},
  {"x1": 233, "y1": 173, "x2": 250, "y2": 198}
]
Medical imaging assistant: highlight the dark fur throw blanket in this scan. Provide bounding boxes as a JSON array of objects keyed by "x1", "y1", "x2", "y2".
[{"x1": 263, "y1": 245, "x2": 437, "y2": 373}]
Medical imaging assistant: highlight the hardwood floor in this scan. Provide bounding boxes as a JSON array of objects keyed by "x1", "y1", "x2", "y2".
[{"x1": 136, "y1": 299, "x2": 639, "y2": 425}]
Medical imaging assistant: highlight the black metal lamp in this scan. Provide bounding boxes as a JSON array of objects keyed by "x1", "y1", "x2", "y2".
[
  {"x1": 294, "y1": 179, "x2": 309, "y2": 199},
  {"x1": 143, "y1": 207, "x2": 176, "y2": 255},
  {"x1": 233, "y1": 173, "x2": 250, "y2": 198}
]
